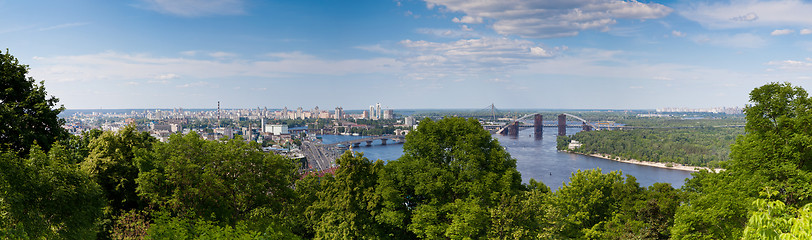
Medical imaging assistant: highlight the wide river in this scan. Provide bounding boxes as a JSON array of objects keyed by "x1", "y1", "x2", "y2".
[{"x1": 318, "y1": 127, "x2": 693, "y2": 190}]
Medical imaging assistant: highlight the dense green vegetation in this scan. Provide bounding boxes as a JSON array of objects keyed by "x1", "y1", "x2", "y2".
[
  {"x1": 3, "y1": 51, "x2": 812, "y2": 239},
  {"x1": 559, "y1": 127, "x2": 743, "y2": 167}
]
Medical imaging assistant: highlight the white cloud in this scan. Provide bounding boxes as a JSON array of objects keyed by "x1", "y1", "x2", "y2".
[
  {"x1": 176, "y1": 81, "x2": 211, "y2": 88},
  {"x1": 680, "y1": 0, "x2": 812, "y2": 29},
  {"x1": 180, "y1": 50, "x2": 198, "y2": 56},
  {"x1": 138, "y1": 0, "x2": 245, "y2": 17},
  {"x1": 427, "y1": 0, "x2": 672, "y2": 38},
  {"x1": 452, "y1": 16, "x2": 483, "y2": 24},
  {"x1": 415, "y1": 28, "x2": 481, "y2": 38},
  {"x1": 672, "y1": 30, "x2": 686, "y2": 37},
  {"x1": 692, "y1": 33, "x2": 766, "y2": 48},
  {"x1": 208, "y1": 51, "x2": 237, "y2": 58},
  {"x1": 514, "y1": 48, "x2": 753, "y2": 88},
  {"x1": 156, "y1": 73, "x2": 180, "y2": 80},
  {"x1": 801, "y1": 29, "x2": 812, "y2": 35},
  {"x1": 771, "y1": 29, "x2": 793, "y2": 35},
  {"x1": 355, "y1": 44, "x2": 406, "y2": 55},
  {"x1": 766, "y1": 59, "x2": 812, "y2": 69},
  {"x1": 27, "y1": 51, "x2": 402, "y2": 83},
  {"x1": 398, "y1": 37, "x2": 560, "y2": 79},
  {"x1": 37, "y1": 22, "x2": 89, "y2": 32}
]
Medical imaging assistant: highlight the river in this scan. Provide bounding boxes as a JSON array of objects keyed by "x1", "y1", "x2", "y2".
[{"x1": 317, "y1": 127, "x2": 693, "y2": 190}]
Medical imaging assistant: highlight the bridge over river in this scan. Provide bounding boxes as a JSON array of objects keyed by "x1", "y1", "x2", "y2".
[
  {"x1": 302, "y1": 135, "x2": 406, "y2": 171},
  {"x1": 492, "y1": 113, "x2": 610, "y2": 137}
]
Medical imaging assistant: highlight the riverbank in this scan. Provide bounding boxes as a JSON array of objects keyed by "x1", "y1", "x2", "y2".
[{"x1": 564, "y1": 151, "x2": 725, "y2": 173}]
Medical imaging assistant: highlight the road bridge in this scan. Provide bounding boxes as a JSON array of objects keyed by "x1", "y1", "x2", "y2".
[
  {"x1": 494, "y1": 113, "x2": 601, "y2": 136},
  {"x1": 301, "y1": 135, "x2": 406, "y2": 171}
]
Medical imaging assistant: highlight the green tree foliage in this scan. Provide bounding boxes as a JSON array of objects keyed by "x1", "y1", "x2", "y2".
[
  {"x1": 304, "y1": 151, "x2": 388, "y2": 239},
  {"x1": 743, "y1": 193, "x2": 812, "y2": 240},
  {"x1": 376, "y1": 117, "x2": 524, "y2": 239},
  {"x1": 673, "y1": 82, "x2": 812, "y2": 239},
  {"x1": 546, "y1": 169, "x2": 641, "y2": 239},
  {"x1": 135, "y1": 132, "x2": 297, "y2": 227},
  {"x1": 145, "y1": 212, "x2": 276, "y2": 240},
  {"x1": 487, "y1": 179, "x2": 550, "y2": 239},
  {"x1": 671, "y1": 170, "x2": 755, "y2": 240},
  {"x1": 562, "y1": 127, "x2": 742, "y2": 167},
  {"x1": 0, "y1": 145, "x2": 104, "y2": 239},
  {"x1": 0, "y1": 49, "x2": 67, "y2": 156},
  {"x1": 82, "y1": 125, "x2": 156, "y2": 216},
  {"x1": 730, "y1": 82, "x2": 812, "y2": 205}
]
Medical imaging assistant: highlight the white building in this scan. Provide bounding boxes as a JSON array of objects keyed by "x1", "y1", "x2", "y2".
[
  {"x1": 383, "y1": 109, "x2": 394, "y2": 119},
  {"x1": 264, "y1": 124, "x2": 289, "y2": 135},
  {"x1": 405, "y1": 116, "x2": 415, "y2": 127},
  {"x1": 376, "y1": 103, "x2": 381, "y2": 120}
]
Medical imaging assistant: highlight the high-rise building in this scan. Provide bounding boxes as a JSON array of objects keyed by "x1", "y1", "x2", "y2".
[
  {"x1": 405, "y1": 116, "x2": 416, "y2": 127},
  {"x1": 383, "y1": 109, "x2": 394, "y2": 119},
  {"x1": 334, "y1": 107, "x2": 344, "y2": 120},
  {"x1": 376, "y1": 103, "x2": 381, "y2": 120},
  {"x1": 369, "y1": 105, "x2": 375, "y2": 119},
  {"x1": 362, "y1": 110, "x2": 369, "y2": 119}
]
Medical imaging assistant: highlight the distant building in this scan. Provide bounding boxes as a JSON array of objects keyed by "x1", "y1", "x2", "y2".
[
  {"x1": 369, "y1": 105, "x2": 376, "y2": 119},
  {"x1": 170, "y1": 123, "x2": 182, "y2": 133},
  {"x1": 405, "y1": 116, "x2": 416, "y2": 127},
  {"x1": 334, "y1": 107, "x2": 344, "y2": 120},
  {"x1": 362, "y1": 110, "x2": 369, "y2": 119},
  {"x1": 567, "y1": 140, "x2": 582, "y2": 150},
  {"x1": 264, "y1": 124, "x2": 289, "y2": 135},
  {"x1": 383, "y1": 109, "x2": 394, "y2": 119},
  {"x1": 376, "y1": 103, "x2": 381, "y2": 120}
]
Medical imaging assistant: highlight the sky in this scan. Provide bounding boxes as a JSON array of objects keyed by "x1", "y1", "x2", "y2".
[{"x1": 3, "y1": 0, "x2": 812, "y2": 110}]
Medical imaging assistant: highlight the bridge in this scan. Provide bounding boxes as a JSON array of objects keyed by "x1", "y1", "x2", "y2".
[
  {"x1": 302, "y1": 135, "x2": 407, "y2": 171},
  {"x1": 494, "y1": 113, "x2": 601, "y2": 137},
  {"x1": 322, "y1": 135, "x2": 406, "y2": 148}
]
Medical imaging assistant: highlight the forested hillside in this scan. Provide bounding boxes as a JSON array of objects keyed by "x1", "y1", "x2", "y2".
[{"x1": 559, "y1": 127, "x2": 743, "y2": 167}]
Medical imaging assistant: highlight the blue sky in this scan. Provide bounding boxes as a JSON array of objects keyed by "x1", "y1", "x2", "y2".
[{"x1": 3, "y1": 0, "x2": 812, "y2": 110}]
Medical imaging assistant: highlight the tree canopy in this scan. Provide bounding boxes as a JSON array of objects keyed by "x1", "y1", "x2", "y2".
[{"x1": 0, "y1": 49, "x2": 66, "y2": 156}]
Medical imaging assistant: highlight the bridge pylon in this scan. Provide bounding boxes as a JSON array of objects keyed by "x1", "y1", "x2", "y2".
[
  {"x1": 507, "y1": 122, "x2": 519, "y2": 136},
  {"x1": 558, "y1": 114, "x2": 567, "y2": 136},
  {"x1": 534, "y1": 114, "x2": 543, "y2": 136}
]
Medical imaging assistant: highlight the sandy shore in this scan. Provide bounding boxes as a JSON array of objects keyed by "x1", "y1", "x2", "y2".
[{"x1": 565, "y1": 151, "x2": 725, "y2": 172}]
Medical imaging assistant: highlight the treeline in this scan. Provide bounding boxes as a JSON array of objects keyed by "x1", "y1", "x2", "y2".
[{"x1": 558, "y1": 127, "x2": 744, "y2": 167}]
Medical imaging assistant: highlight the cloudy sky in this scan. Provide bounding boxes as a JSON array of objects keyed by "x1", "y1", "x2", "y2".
[{"x1": 3, "y1": 0, "x2": 812, "y2": 110}]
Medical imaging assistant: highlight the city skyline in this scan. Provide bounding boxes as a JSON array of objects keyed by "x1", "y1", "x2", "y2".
[{"x1": 3, "y1": 0, "x2": 812, "y2": 109}]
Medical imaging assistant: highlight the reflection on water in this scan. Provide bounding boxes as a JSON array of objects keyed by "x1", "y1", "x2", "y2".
[{"x1": 318, "y1": 127, "x2": 693, "y2": 190}]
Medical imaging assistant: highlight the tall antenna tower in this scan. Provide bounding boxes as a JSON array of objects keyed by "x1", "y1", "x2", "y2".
[
  {"x1": 217, "y1": 101, "x2": 221, "y2": 128},
  {"x1": 491, "y1": 103, "x2": 496, "y2": 123}
]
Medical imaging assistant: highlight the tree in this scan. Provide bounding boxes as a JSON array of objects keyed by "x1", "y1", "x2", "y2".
[
  {"x1": 0, "y1": 49, "x2": 67, "y2": 156},
  {"x1": 82, "y1": 125, "x2": 156, "y2": 216},
  {"x1": 307, "y1": 151, "x2": 387, "y2": 239},
  {"x1": 135, "y1": 132, "x2": 297, "y2": 227},
  {"x1": 743, "y1": 191, "x2": 812, "y2": 240},
  {"x1": 487, "y1": 179, "x2": 550, "y2": 240},
  {"x1": 80, "y1": 125, "x2": 156, "y2": 239},
  {"x1": 729, "y1": 82, "x2": 812, "y2": 205},
  {"x1": 376, "y1": 117, "x2": 524, "y2": 239},
  {"x1": 672, "y1": 82, "x2": 812, "y2": 239},
  {"x1": 546, "y1": 169, "x2": 641, "y2": 239},
  {"x1": 0, "y1": 145, "x2": 104, "y2": 239}
]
